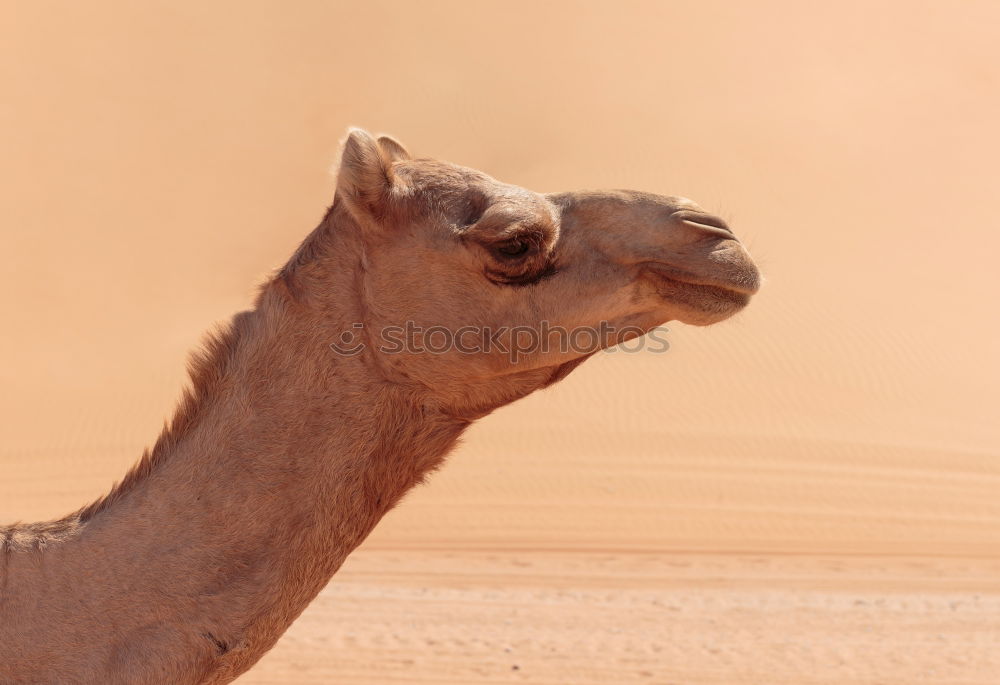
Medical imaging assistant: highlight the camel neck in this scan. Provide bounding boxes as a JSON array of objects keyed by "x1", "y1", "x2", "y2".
[{"x1": 0, "y1": 267, "x2": 468, "y2": 683}]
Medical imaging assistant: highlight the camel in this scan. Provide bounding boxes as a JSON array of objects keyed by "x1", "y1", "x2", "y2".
[{"x1": 0, "y1": 129, "x2": 760, "y2": 684}]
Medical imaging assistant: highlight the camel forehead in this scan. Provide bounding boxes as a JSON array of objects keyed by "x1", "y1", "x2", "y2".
[
  {"x1": 399, "y1": 158, "x2": 506, "y2": 195},
  {"x1": 399, "y1": 158, "x2": 555, "y2": 222}
]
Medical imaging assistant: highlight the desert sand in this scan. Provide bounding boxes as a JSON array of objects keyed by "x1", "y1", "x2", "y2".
[{"x1": 2, "y1": 1, "x2": 999, "y2": 683}]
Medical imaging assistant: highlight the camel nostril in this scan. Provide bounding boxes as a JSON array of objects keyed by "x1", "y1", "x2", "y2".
[{"x1": 670, "y1": 210, "x2": 734, "y2": 237}]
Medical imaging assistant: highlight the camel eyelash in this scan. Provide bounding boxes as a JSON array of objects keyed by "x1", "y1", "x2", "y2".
[
  {"x1": 492, "y1": 238, "x2": 534, "y2": 259},
  {"x1": 488, "y1": 228, "x2": 547, "y2": 255},
  {"x1": 485, "y1": 259, "x2": 559, "y2": 287}
]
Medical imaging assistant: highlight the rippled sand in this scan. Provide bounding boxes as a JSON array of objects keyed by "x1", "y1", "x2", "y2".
[{"x1": 2, "y1": 2, "x2": 998, "y2": 683}]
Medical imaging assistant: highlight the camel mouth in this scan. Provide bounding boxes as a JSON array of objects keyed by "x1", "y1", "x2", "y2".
[
  {"x1": 642, "y1": 264, "x2": 758, "y2": 323},
  {"x1": 643, "y1": 261, "x2": 759, "y2": 295},
  {"x1": 650, "y1": 271, "x2": 753, "y2": 305}
]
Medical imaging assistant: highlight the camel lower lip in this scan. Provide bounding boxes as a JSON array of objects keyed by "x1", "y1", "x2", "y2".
[{"x1": 646, "y1": 270, "x2": 752, "y2": 311}]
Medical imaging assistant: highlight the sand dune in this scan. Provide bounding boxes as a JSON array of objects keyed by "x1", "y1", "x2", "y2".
[
  {"x1": 1, "y1": 1, "x2": 998, "y2": 683},
  {"x1": 241, "y1": 551, "x2": 1000, "y2": 684}
]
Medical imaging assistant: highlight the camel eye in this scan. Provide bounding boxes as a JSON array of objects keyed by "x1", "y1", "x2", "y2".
[{"x1": 495, "y1": 240, "x2": 530, "y2": 258}]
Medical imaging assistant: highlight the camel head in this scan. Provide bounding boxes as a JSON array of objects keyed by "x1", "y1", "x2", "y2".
[{"x1": 326, "y1": 129, "x2": 760, "y2": 413}]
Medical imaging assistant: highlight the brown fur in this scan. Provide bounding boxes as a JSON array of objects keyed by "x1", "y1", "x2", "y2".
[{"x1": 0, "y1": 129, "x2": 759, "y2": 684}]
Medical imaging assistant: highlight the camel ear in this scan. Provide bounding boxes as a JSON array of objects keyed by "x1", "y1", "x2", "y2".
[
  {"x1": 336, "y1": 128, "x2": 398, "y2": 224},
  {"x1": 377, "y1": 134, "x2": 411, "y2": 163}
]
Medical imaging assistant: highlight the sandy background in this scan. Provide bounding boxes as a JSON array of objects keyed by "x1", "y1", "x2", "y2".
[{"x1": 2, "y1": 1, "x2": 999, "y2": 683}]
